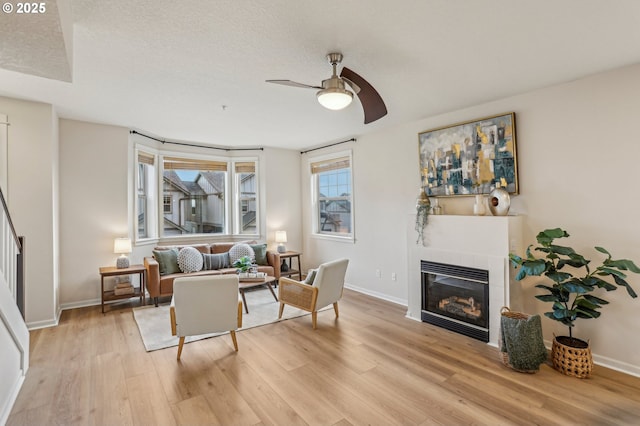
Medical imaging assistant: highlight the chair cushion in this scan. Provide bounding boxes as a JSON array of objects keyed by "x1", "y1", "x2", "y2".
[
  {"x1": 202, "y1": 252, "x2": 230, "y2": 270},
  {"x1": 153, "y1": 248, "x2": 180, "y2": 275},
  {"x1": 229, "y1": 243, "x2": 255, "y2": 265},
  {"x1": 178, "y1": 247, "x2": 204, "y2": 273},
  {"x1": 250, "y1": 243, "x2": 268, "y2": 265}
]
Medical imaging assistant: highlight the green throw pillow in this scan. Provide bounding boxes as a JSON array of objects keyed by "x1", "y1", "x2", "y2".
[
  {"x1": 250, "y1": 243, "x2": 268, "y2": 265},
  {"x1": 153, "y1": 248, "x2": 180, "y2": 275},
  {"x1": 304, "y1": 269, "x2": 317, "y2": 285}
]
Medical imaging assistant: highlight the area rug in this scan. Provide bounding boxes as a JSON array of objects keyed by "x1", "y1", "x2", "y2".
[{"x1": 133, "y1": 288, "x2": 317, "y2": 351}]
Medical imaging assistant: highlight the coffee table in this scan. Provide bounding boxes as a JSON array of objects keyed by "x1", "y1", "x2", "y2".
[{"x1": 238, "y1": 275, "x2": 278, "y2": 313}]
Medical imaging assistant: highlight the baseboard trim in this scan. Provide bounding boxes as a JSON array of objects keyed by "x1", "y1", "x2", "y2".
[
  {"x1": 26, "y1": 317, "x2": 58, "y2": 330},
  {"x1": 344, "y1": 283, "x2": 407, "y2": 306},
  {"x1": 0, "y1": 373, "x2": 24, "y2": 426},
  {"x1": 59, "y1": 298, "x2": 101, "y2": 311}
]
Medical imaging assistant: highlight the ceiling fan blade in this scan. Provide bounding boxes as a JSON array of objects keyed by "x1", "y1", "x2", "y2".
[
  {"x1": 265, "y1": 80, "x2": 322, "y2": 89},
  {"x1": 340, "y1": 67, "x2": 387, "y2": 124}
]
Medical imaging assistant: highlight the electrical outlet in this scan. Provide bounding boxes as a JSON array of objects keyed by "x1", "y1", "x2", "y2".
[
  {"x1": 375, "y1": 269, "x2": 382, "y2": 278},
  {"x1": 391, "y1": 272, "x2": 397, "y2": 281}
]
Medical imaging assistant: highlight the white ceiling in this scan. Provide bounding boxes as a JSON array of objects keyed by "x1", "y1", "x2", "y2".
[{"x1": 1, "y1": 0, "x2": 640, "y2": 150}]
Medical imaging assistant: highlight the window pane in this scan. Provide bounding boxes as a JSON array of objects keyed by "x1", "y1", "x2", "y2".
[
  {"x1": 137, "y1": 195, "x2": 147, "y2": 239},
  {"x1": 163, "y1": 168, "x2": 226, "y2": 235},
  {"x1": 237, "y1": 171, "x2": 257, "y2": 234},
  {"x1": 136, "y1": 160, "x2": 154, "y2": 240},
  {"x1": 316, "y1": 167, "x2": 352, "y2": 234}
]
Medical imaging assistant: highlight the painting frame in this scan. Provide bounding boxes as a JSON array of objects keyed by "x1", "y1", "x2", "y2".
[{"x1": 418, "y1": 112, "x2": 518, "y2": 197}]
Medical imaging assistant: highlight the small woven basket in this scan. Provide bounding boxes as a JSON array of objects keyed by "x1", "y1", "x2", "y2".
[
  {"x1": 551, "y1": 335, "x2": 593, "y2": 379},
  {"x1": 499, "y1": 307, "x2": 539, "y2": 373}
]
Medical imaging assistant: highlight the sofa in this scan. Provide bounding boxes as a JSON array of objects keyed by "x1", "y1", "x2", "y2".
[{"x1": 144, "y1": 241, "x2": 282, "y2": 306}]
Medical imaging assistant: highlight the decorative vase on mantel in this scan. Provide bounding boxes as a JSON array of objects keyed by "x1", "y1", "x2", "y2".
[
  {"x1": 488, "y1": 186, "x2": 510, "y2": 216},
  {"x1": 473, "y1": 195, "x2": 486, "y2": 216}
]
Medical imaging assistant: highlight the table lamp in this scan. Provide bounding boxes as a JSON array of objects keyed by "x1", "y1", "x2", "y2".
[
  {"x1": 114, "y1": 237, "x2": 132, "y2": 269},
  {"x1": 275, "y1": 231, "x2": 287, "y2": 253}
]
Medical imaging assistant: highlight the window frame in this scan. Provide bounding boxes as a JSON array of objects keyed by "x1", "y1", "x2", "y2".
[
  {"x1": 309, "y1": 150, "x2": 355, "y2": 242},
  {"x1": 134, "y1": 145, "x2": 261, "y2": 243},
  {"x1": 135, "y1": 148, "x2": 158, "y2": 242}
]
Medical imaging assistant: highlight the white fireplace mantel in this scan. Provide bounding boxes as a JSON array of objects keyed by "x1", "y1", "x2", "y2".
[{"x1": 406, "y1": 214, "x2": 523, "y2": 347}]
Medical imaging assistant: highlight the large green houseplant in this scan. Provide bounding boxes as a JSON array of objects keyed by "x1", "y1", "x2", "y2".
[{"x1": 509, "y1": 228, "x2": 639, "y2": 377}]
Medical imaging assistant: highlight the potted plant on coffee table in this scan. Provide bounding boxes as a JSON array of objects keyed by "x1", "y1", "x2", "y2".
[
  {"x1": 233, "y1": 255, "x2": 253, "y2": 273},
  {"x1": 509, "y1": 228, "x2": 639, "y2": 378}
]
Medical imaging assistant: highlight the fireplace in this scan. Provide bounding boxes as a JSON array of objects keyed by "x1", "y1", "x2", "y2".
[{"x1": 421, "y1": 260, "x2": 489, "y2": 342}]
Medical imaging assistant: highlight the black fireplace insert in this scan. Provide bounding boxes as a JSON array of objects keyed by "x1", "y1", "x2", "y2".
[{"x1": 421, "y1": 260, "x2": 489, "y2": 342}]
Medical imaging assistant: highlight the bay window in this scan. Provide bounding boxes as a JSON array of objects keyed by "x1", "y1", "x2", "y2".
[{"x1": 135, "y1": 146, "x2": 260, "y2": 241}]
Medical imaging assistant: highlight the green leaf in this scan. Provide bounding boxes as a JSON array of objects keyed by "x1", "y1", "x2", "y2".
[
  {"x1": 525, "y1": 245, "x2": 535, "y2": 260},
  {"x1": 606, "y1": 259, "x2": 640, "y2": 273},
  {"x1": 535, "y1": 294, "x2": 558, "y2": 302},
  {"x1": 575, "y1": 305, "x2": 601, "y2": 319},
  {"x1": 557, "y1": 259, "x2": 587, "y2": 270},
  {"x1": 613, "y1": 274, "x2": 638, "y2": 298},
  {"x1": 593, "y1": 279, "x2": 617, "y2": 291},
  {"x1": 561, "y1": 279, "x2": 592, "y2": 294},
  {"x1": 547, "y1": 245, "x2": 576, "y2": 256},
  {"x1": 597, "y1": 267, "x2": 627, "y2": 279},
  {"x1": 595, "y1": 246, "x2": 611, "y2": 257},
  {"x1": 546, "y1": 272, "x2": 572, "y2": 283},
  {"x1": 509, "y1": 254, "x2": 522, "y2": 266},
  {"x1": 575, "y1": 298, "x2": 599, "y2": 310},
  {"x1": 536, "y1": 228, "x2": 569, "y2": 246},
  {"x1": 583, "y1": 294, "x2": 609, "y2": 305},
  {"x1": 521, "y1": 259, "x2": 547, "y2": 276},
  {"x1": 515, "y1": 268, "x2": 527, "y2": 281},
  {"x1": 534, "y1": 284, "x2": 555, "y2": 292}
]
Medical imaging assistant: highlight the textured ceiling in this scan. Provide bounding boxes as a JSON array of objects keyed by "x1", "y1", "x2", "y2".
[{"x1": 1, "y1": 0, "x2": 640, "y2": 149}]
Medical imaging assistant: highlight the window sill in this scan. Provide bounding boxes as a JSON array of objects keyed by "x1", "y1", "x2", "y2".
[{"x1": 310, "y1": 233, "x2": 355, "y2": 244}]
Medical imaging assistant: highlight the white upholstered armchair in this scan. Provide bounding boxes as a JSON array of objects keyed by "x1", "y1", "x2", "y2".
[
  {"x1": 278, "y1": 258, "x2": 349, "y2": 329},
  {"x1": 169, "y1": 275, "x2": 243, "y2": 360}
]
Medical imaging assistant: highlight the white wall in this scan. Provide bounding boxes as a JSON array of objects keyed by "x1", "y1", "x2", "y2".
[
  {"x1": 263, "y1": 147, "x2": 302, "y2": 253},
  {"x1": 0, "y1": 96, "x2": 59, "y2": 327},
  {"x1": 303, "y1": 63, "x2": 640, "y2": 373},
  {"x1": 59, "y1": 119, "x2": 130, "y2": 307}
]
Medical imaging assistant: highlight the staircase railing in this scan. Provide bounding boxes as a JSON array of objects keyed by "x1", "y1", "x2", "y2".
[
  {"x1": 0, "y1": 185, "x2": 29, "y2": 425},
  {"x1": 0, "y1": 187, "x2": 24, "y2": 318}
]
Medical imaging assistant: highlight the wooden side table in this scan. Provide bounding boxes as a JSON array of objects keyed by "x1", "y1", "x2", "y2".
[
  {"x1": 278, "y1": 251, "x2": 302, "y2": 281},
  {"x1": 99, "y1": 264, "x2": 146, "y2": 313}
]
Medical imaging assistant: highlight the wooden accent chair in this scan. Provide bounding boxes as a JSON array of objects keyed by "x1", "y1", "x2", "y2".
[
  {"x1": 170, "y1": 275, "x2": 243, "y2": 360},
  {"x1": 278, "y1": 258, "x2": 349, "y2": 329}
]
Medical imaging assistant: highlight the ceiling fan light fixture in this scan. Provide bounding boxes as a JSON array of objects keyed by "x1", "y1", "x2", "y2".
[{"x1": 317, "y1": 88, "x2": 353, "y2": 110}]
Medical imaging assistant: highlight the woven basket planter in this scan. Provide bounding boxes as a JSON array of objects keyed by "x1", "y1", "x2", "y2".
[{"x1": 551, "y1": 335, "x2": 593, "y2": 379}]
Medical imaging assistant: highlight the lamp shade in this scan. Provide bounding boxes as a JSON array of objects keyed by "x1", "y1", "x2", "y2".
[
  {"x1": 113, "y1": 238, "x2": 132, "y2": 254},
  {"x1": 275, "y1": 231, "x2": 287, "y2": 243},
  {"x1": 317, "y1": 88, "x2": 353, "y2": 110}
]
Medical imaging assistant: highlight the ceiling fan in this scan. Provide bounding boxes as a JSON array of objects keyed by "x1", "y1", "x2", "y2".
[{"x1": 266, "y1": 53, "x2": 387, "y2": 124}]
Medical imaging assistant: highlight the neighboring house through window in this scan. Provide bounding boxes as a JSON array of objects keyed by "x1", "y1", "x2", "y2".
[{"x1": 310, "y1": 151, "x2": 354, "y2": 239}]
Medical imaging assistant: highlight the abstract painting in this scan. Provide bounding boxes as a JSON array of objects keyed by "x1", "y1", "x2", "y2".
[{"x1": 418, "y1": 112, "x2": 518, "y2": 196}]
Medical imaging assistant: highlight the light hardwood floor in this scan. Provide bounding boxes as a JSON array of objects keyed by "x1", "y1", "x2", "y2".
[{"x1": 8, "y1": 289, "x2": 640, "y2": 425}]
